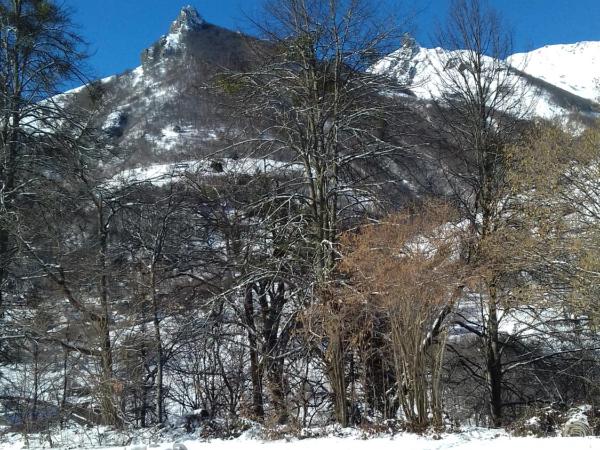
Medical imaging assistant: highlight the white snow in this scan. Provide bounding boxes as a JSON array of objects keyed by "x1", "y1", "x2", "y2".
[
  {"x1": 130, "y1": 66, "x2": 145, "y2": 87},
  {"x1": 161, "y1": 5, "x2": 205, "y2": 52},
  {"x1": 55, "y1": 73, "x2": 118, "y2": 98},
  {"x1": 373, "y1": 41, "x2": 578, "y2": 120},
  {"x1": 565, "y1": 405, "x2": 592, "y2": 428},
  {"x1": 0, "y1": 427, "x2": 597, "y2": 450},
  {"x1": 102, "y1": 110, "x2": 126, "y2": 131},
  {"x1": 509, "y1": 42, "x2": 600, "y2": 102},
  {"x1": 99, "y1": 74, "x2": 117, "y2": 85},
  {"x1": 164, "y1": 31, "x2": 183, "y2": 51},
  {"x1": 172, "y1": 5, "x2": 205, "y2": 32},
  {"x1": 107, "y1": 158, "x2": 303, "y2": 187}
]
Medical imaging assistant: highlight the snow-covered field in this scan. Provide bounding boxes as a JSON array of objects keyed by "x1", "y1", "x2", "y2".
[{"x1": 0, "y1": 428, "x2": 597, "y2": 450}]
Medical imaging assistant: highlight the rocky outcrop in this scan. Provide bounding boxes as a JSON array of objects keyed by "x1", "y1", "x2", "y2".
[
  {"x1": 142, "y1": 5, "x2": 206, "y2": 66},
  {"x1": 169, "y1": 5, "x2": 206, "y2": 34}
]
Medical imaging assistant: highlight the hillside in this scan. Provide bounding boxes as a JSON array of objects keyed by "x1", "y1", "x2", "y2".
[
  {"x1": 509, "y1": 41, "x2": 600, "y2": 102},
  {"x1": 372, "y1": 37, "x2": 599, "y2": 120},
  {"x1": 57, "y1": 10, "x2": 600, "y2": 180},
  {"x1": 50, "y1": 7, "x2": 600, "y2": 213},
  {"x1": 2, "y1": 2, "x2": 600, "y2": 445}
]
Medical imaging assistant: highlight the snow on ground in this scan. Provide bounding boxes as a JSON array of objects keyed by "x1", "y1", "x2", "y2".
[
  {"x1": 0, "y1": 427, "x2": 597, "y2": 450},
  {"x1": 103, "y1": 110, "x2": 127, "y2": 132},
  {"x1": 148, "y1": 125, "x2": 215, "y2": 151},
  {"x1": 107, "y1": 158, "x2": 303, "y2": 187},
  {"x1": 509, "y1": 42, "x2": 600, "y2": 102},
  {"x1": 130, "y1": 66, "x2": 145, "y2": 87},
  {"x1": 151, "y1": 433, "x2": 598, "y2": 450},
  {"x1": 164, "y1": 30, "x2": 183, "y2": 51},
  {"x1": 52, "y1": 73, "x2": 118, "y2": 100}
]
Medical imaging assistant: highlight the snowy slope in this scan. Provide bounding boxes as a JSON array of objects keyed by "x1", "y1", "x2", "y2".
[
  {"x1": 49, "y1": 5, "x2": 264, "y2": 169},
  {"x1": 57, "y1": 11, "x2": 599, "y2": 168},
  {"x1": 373, "y1": 41, "x2": 473, "y2": 100},
  {"x1": 373, "y1": 38, "x2": 599, "y2": 120},
  {"x1": 53, "y1": 8, "x2": 600, "y2": 189},
  {"x1": 509, "y1": 41, "x2": 600, "y2": 102}
]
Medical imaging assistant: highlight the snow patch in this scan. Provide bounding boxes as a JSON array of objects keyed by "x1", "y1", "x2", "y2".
[
  {"x1": 107, "y1": 158, "x2": 303, "y2": 188},
  {"x1": 102, "y1": 110, "x2": 127, "y2": 136},
  {"x1": 164, "y1": 30, "x2": 183, "y2": 51},
  {"x1": 130, "y1": 66, "x2": 145, "y2": 87}
]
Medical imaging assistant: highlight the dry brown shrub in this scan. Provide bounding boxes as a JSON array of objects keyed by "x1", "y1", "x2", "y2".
[{"x1": 336, "y1": 201, "x2": 465, "y2": 429}]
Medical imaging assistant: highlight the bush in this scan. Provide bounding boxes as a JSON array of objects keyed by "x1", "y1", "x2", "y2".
[
  {"x1": 508, "y1": 404, "x2": 600, "y2": 437},
  {"x1": 508, "y1": 406, "x2": 564, "y2": 437}
]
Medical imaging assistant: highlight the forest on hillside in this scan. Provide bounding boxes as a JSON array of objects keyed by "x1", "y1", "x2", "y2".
[{"x1": 0, "y1": 0, "x2": 599, "y2": 442}]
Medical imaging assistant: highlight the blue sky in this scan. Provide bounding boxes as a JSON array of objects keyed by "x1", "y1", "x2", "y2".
[{"x1": 63, "y1": 0, "x2": 600, "y2": 81}]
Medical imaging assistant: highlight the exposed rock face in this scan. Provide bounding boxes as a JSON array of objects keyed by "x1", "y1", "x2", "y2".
[
  {"x1": 142, "y1": 5, "x2": 207, "y2": 65},
  {"x1": 388, "y1": 34, "x2": 420, "y2": 86},
  {"x1": 102, "y1": 110, "x2": 128, "y2": 138},
  {"x1": 169, "y1": 5, "x2": 206, "y2": 34}
]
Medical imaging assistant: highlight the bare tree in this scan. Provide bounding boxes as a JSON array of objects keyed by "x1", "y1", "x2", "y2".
[
  {"x1": 219, "y1": 0, "x2": 408, "y2": 280},
  {"x1": 215, "y1": 0, "x2": 410, "y2": 426},
  {"x1": 496, "y1": 123, "x2": 600, "y2": 409},
  {"x1": 0, "y1": 4, "x2": 91, "y2": 425},
  {"x1": 432, "y1": 0, "x2": 530, "y2": 426},
  {"x1": 14, "y1": 109, "x2": 132, "y2": 426}
]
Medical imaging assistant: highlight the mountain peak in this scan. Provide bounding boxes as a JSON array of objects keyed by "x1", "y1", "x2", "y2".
[
  {"x1": 169, "y1": 5, "x2": 206, "y2": 34},
  {"x1": 400, "y1": 34, "x2": 420, "y2": 55},
  {"x1": 369, "y1": 34, "x2": 422, "y2": 87}
]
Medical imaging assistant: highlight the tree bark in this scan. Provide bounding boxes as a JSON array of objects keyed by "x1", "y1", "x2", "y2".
[
  {"x1": 485, "y1": 285, "x2": 503, "y2": 427},
  {"x1": 327, "y1": 333, "x2": 348, "y2": 427},
  {"x1": 97, "y1": 205, "x2": 121, "y2": 427},
  {"x1": 150, "y1": 269, "x2": 164, "y2": 424},
  {"x1": 244, "y1": 284, "x2": 264, "y2": 419}
]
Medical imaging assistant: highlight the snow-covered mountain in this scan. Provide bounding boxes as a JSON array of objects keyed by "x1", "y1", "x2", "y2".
[
  {"x1": 56, "y1": 5, "x2": 263, "y2": 172},
  {"x1": 509, "y1": 41, "x2": 600, "y2": 103},
  {"x1": 57, "y1": 6, "x2": 600, "y2": 188},
  {"x1": 373, "y1": 37, "x2": 599, "y2": 120}
]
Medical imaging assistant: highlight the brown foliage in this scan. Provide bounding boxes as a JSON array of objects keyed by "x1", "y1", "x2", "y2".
[
  {"x1": 332, "y1": 201, "x2": 464, "y2": 428},
  {"x1": 506, "y1": 122, "x2": 600, "y2": 321}
]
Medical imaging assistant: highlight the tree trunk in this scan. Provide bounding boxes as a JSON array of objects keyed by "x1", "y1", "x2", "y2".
[
  {"x1": 244, "y1": 284, "x2": 264, "y2": 419},
  {"x1": 327, "y1": 333, "x2": 348, "y2": 427},
  {"x1": 261, "y1": 282, "x2": 289, "y2": 424},
  {"x1": 31, "y1": 340, "x2": 39, "y2": 425},
  {"x1": 266, "y1": 362, "x2": 288, "y2": 424},
  {"x1": 139, "y1": 344, "x2": 148, "y2": 428},
  {"x1": 60, "y1": 350, "x2": 69, "y2": 428},
  {"x1": 98, "y1": 314, "x2": 120, "y2": 427},
  {"x1": 0, "y1": 107, "x2": 21, "y2": 314},
  {"x1": 485, "y1": 285, "x2": 503, "y2": 427},
  {"x1": 97, "y1": 212, "x2": 121, "y2": 427},
  {"x1": 150, "y1": 269, "x2": 164, "y2": 424}
]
